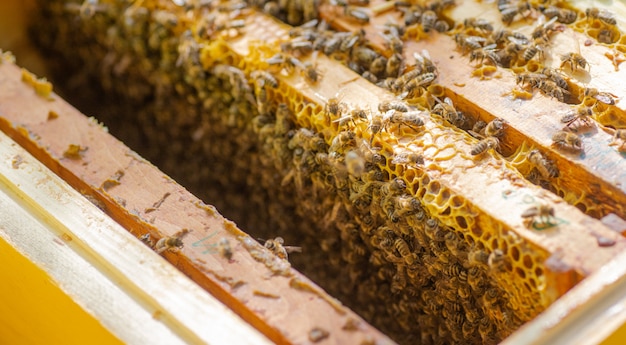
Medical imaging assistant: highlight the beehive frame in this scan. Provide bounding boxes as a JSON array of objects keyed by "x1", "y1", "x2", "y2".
[{"x1": 3, "y1": 0, "x2": 626, "y2": 344}]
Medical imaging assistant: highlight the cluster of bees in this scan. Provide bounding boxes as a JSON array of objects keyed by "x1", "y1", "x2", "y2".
[{"x1": 31, "y1": 0, "x2": 625, "y2": 345}]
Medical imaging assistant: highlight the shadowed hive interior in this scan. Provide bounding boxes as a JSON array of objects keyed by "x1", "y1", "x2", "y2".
[{"x1": 22, "y1": 0, "x2": 626, "y2": 344}]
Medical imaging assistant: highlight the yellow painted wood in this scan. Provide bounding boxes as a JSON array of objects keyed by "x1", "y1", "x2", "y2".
[{"x1": 0, "y1": 234, "x2": 122, "y2": 345}]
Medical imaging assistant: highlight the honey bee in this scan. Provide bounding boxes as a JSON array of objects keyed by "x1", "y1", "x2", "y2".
[
  {"x1": 598, "y1": 29, "x2": 618, "y2": 44},
  {"x1": 493, "y1": 30, "x2": 529, "y2": 45},
  {"x1": 470, "y1": 44, "x2": 500, "y2": 66},
  {"x1": 560, "y1": 52, "x2": 589, "y2": 72},
  {"x1": 582, "y1": 87, "x2": 618, "y2": 105},
  {"x1": 521, "y1": 203, "x2": 556, "y2": 227},
  {"x1": 540, "y1": 80, "x2": 568, "y2": 102},
  {"x1": 381, "y1": 177, "x2": 407, "y2": 196},
  {"x1": 367, "y1": 114, "x2": 384, "y2": 144},
  {"x1": 468, "y1": 248, "x2": 490, "y2": 268},
  {"x1": 289, "y1": 128, "x2": 327, "y2": 152},
  {"x1": 499, "y1": 1, "x2": 532, "y2": 25},
  {"x1": 384, "y1": 110, "x2": 426, "y2": 131},
  {"x1": 470, "y1": 137, "x2": 500, "y2": 155},
  {"x1": 484, "y1": 118, "x2": 506, "y2": 138},
  {"x1": 464, "y1": 17, "x2": 494, "y2": 32},
  {"x1": 432, "y1": 96, "x2": 466, "y2": 128},
  {"x1": 386, "y1": 53, "x2": 403, "y2": 78},
  {"x1": 345, "y1": 150, "x2": 366, "y2": 177},
  {"x1": 434, "y1": 20, "x2": 450, "y2": 33},
  {"x1": 351, "y1": 45, "x2": 377, "y2": 67},
  {"x1": 280, "y1": 39, "x2": 314, "y2": 57},
  {"x1": 586, "y1": 7, "x2": 617, "y2": 26},
  {"x1": 324, "y1": 92, "x2": 348, "y2": 120},
  {"x1": 487, "y1": 249, "x2": 508, "y2": 273},
  {"x1": 155, "y1": 228, "x2": 192, "y2": 254},
  {"x1": 420, "y1": 10, "x2": 438, "y2": 33},
  {"x1": 333, "y1": 107, "x2": 369, "y2": 128},
  {"x1": 263, "y1": 237, "x2": 302, "y2": 260},
  {"x1": 552, "y1": 130, "x2": 583, "y2": 152},
  {"x1": 454, "y1": 34, "x2": 487, "y2": 54},
  {"x1": 300, "y1": 61, "x2": 321, "y2": 84},
  {"x1": 251, "y1": 70, "x2": 278, "y2": 88},
  {"x1": 444, "y1": 232, "x2": 468, "y2": 258},
  {"x1": 522, "y1": 44, "x2": 543, "y2": 62},
  {"x1": 394, "y1": 238, "x2": 416, "y2": 265},
  {"x1": 543, "y1": 5, "x2": 577, "y2": 24},
  {"x1": 379, "y1": 100, "x2": 410, "y2": 113},
  {"x1": 65, "y1": 0, "x2": 108, "y2": 20},
  {"x1": 369, "y1": 55, "x2": 388, "y2": 78},
  {"x1": 608, "y1": 129, "x2": 626, "y2": 152},
  {"x1": 391, "y1": 151, "x2": 424, "y2": 166},
  {"x1": 344, "y1": 6, "x2": 370, "y2": 24},
  {"x1": 329, "y1": 130, "x2": 356, "y2": 154},
  {"x1": 401, "y1": 72, "x2": 437, "y2": 95},
  {"x1": 482, "y1": 287, "x2": 500, "y2": 308},
  {"x1": 541, "y1": 67, "x2": 568, "y2": 91},
  {"x1": 467, "y1": 266, "x2": 485, "y2": 293},
  {"x1": 560, "y1": 107, "x2": 594, "y2": 130},
  {"x1": 424, "y1": 218, "x2": 446, "y2": 241},
  {"x1": 531, "y1": 16, "x2": 562, "y2": 42},
  {"x1": 218, "y1": 237, "x2": 233, "y2": 260},
  {"x1": 527, "y1": 149, "x2": 559, "y2": 179}
]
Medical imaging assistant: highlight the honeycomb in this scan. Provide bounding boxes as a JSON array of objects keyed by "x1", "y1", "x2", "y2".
[{"x1": 27, "y1": 0, "x2": 626, "y2": 344}]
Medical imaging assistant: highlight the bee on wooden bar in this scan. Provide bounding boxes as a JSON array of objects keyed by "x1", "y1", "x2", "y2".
[
  {"x1": 218, "y1": 237, "x2": 233, "y2": 260},
  {"x1": 527, "y1": 149, "x2": 559, "y2": 178},
  {"x1": 582, "y1": 88, "x2": 618, "y2": 105},
  {"x1": 516, "y1": 72, "x2": 546, "y2": 88},
  {"x1": 454, "y1": 34, "x2": 487, "y2": 54},
  {"x1": 522, "y1": 43, "x2": 543, "y2": 62},
  {"x1": 333, "y1": 107, "x2": 369, "y2": 128},
  {"x1": 402, "y1": 72, "x2": 437, "y2": 95},
  {"x1": 542, "y1": 5, "x2": 577, "y2": 24},
  {"x1": 521, "y1": 203, "x2": 556, "y2": 227},
  {"x1": 263, "y1": 237, "x2": 302, "y2": 260},
  {"x1": 552, "y1": 130, "x2": 583, "y2": 152},
  {"x1": 561, "y1": 107, "x2": 594, "y2": 130},
  {"x1": 608, "y1": 129, "x2": 626, "y2": 152},
  {"x1": 344, "y1": 6, "x2": 370, "y2": 24},
  {"x1": 539, "y1": 80, "x2": 568, "y2": 102},
  {"x1": 541, "y1": 67, "x2": 569, "y2": 91},
  {"x1": 499, "y1": 0, "x2": 532, "y2": 25},
  {"x1": 493, "y1": 30, "x2": 529, "y2": 45},
  {"x1": 464, "y1": 18, "x2": 494, "y2": 32},
  {"x1": 470, "y1": 137, "x2": 500, "y2": 156},
  {"x1": 560, "y1": 52, "x2": 589, "y2": 72},
  {"x1": 586, "y1": 7, "x2": 617, "y2": 26},
  {"x1": 420, "y1": 10, "x2": 438, "y2": 32},
  {"x1": 155, "y1": 228, "x2": 191, "y2": 254},
  {"x1": 470, "y1": 44, "x2": 500, "y2": 66},
  {"x1": 300, "y1": 61, "x2": 321, "y2": 84}
]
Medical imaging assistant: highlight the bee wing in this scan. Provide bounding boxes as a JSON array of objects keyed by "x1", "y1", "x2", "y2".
[
  {"x1": 284, "y1": 246, "x2": 303, "y2": 253},
  {"x1": 507, "y1": 36, "x2": 527, "y2": 46}
]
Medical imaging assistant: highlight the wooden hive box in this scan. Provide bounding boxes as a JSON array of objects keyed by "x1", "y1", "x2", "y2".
[{"x1": 2, "y1": 0, "x2": 626, "y2": 344}]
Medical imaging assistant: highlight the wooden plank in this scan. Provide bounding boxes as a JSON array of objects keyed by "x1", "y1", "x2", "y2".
[
  {"x1": 0, "y1": 56, "x2": 394, "y2": 345},
  {"x1": 0, "y1": 131, "x2": 272, "y2": 345}
]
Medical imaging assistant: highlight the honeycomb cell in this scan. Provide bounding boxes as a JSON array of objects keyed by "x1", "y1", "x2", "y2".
[
  {"x1": 523, "y1": 254, "x2": 533, "y2": 269},
  {"x1": 511, "y1": 246, "x2": 520, "y2": 262}
]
